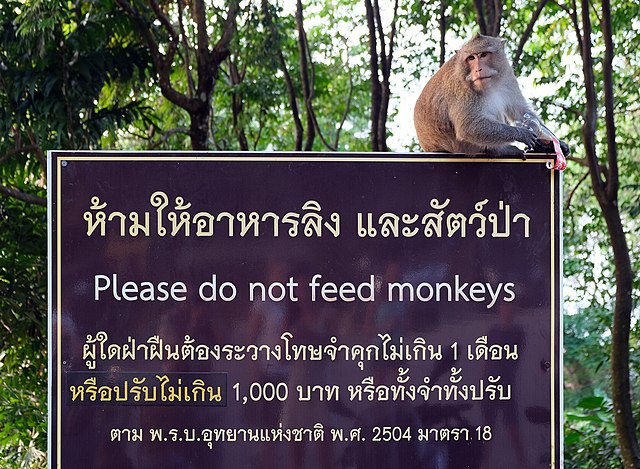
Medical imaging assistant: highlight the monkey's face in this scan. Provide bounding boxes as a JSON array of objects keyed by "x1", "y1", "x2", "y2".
[{"x1": 464, "y1": 51, "x2": 499, "y2": 92}]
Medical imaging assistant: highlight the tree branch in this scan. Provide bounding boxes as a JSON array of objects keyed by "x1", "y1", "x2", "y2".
[
  {"x1": 579, "y1": 0, "x2": 604, "y2": 193},
  {"x1": 115, "y1": 0, "x2": 194, "y2": 112},
  {"x1": 556, "y1": 0, "x2": 583, "y2": 53},
  {"x1": 305, "y1": 32, "x2": 356, "y2": 152},
  {"x1": 279, "y1": 50, "x2": 304, "y2": 151},
  {"x1": 0, "y1": 145, "x2": 40, "y2": 166},
  {"x1": 387, "y1": 0, "x2": 399, "y2": 77},
  {"x1": 228, "y1": 57, "x2": 249, "y2": 151},
  {"x1": 176, "y1": 0, "x2": 196, "y2": 98},
  {"x1": 373, "y1": 0, "x2": 387, "y2": 74},
  {"x1": 491, "y1": 0, "x2": 502, "y2": 36},
  {"x1": 439, "y1": 0, "x2": 447, "y2": 66},
  {"x1": 193, "y1": 0, "x2": 211, "y2": 84},
  {"x1": 332, "y1": 34, "x2": 356, "y2": 150},
  {"x1": 333, "y1": 74, "x2": 354, "y2": 149},
  {"x1": 148, "y1": 127, "x2": 191, "y2": 149},
  {"x1": 473, "y1": 0, "x2": 488, "y2": 34},
  {"x1": 513, "y1": 0, "x2": 549, "y2": 70},
  {"x1": 567, "y1": 155, "x2": 588, "y2": 166},
  {"x1": 148, "y1": 0, "x2": 179, "y2": 41},
  {"x1": 564, "y1": 169, "x2": 589, "y2": 209},
  {"x1": 601, "y1": 0, "x2": 618, "y2": 201},
  {"x1": 296, "y1": 0, "x2": 315, "y2": 150},
  {"x1": 261, "y1": 0, "x2": 303, "y2": 150},
  {"x1": 365, "y1": 0, "x2": 381, "y2": 150},
  {"x1": 0, "y1": 184, "x2": 46, "y2": 207},
  {"x1": 211, "y1": 0, "x2": 240, "y2": 65},
  {"x1": 24, "y1": 129, "x2": 46, "y2": 178}
]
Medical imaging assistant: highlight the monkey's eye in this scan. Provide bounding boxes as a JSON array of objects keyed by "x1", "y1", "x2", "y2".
[
  {"x1": 480, "y1": 52, "x2": 490, "y2": 58},
  {"x1": 466, "y1": 55, "x2": 476, "y2": 62}
]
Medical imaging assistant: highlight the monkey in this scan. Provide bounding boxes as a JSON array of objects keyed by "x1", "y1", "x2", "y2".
[{"x1": 414, "y1": 33, "x2": 568, "y2": 157}]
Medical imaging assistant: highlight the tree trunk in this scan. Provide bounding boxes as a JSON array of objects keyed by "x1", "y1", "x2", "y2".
[
  {"x1": 439, "y1": 0, "x2": 447, "y2": 66},
  {"x1": 365, "y1": 0, "x2": 396, "y2": 152},
  {"x1": 579, "y1": 0, "x2": 640, "y2": 465},
  {"x1": 281, "y1": 56, "x2": 304, "y2": 151},
  {"x1": 601, "y1": 0, "x2": 640, "y2": 463},
  {"x1": 473, "y1": 0, "x2": 502, "y2": 36},
  {"x1": 606, "y1": 205, "x2": 640, "y2": 468},
  {"x1": 365, "y1": 0, "x2": 381, "y2": 151},
  {"x1": 260, "y1": 0, "x2": 303, "y2": 150},
  {"x1": 512, "y1": 0, "x2": 549, "y2": 71},
  {"x1": 229, "y1": 59, "x2": 249, "y2": 151},
  {"x1": 296, "y1": 0, "x2": 315, "y2": 151},
  {"x1": 189, "y1": 103, "x2": 210, "y2": 151}
]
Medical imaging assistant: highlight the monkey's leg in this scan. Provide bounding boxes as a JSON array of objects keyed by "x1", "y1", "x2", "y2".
[{"x1": 486, "y1": 145, "x2": 526, "y2": 158}]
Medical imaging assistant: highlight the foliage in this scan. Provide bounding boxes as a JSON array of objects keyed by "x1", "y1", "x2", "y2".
[
  {"x1": 0, "y1": 1, "x2": 151, "y2": 466},
  {"x1": 0, "y1": 0, "x2": 152, "y2": 165},
  {"x1": 565, "y1": 394, "x2": 622, "y2": 468},
  {"x1": 0, "y1": 337, "x2": 47, "y2": 469},
  {"x1": 0, "y1": 196, "x2": 47, "y2": 468}
]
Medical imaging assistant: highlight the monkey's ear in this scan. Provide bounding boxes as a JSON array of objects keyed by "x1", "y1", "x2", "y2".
[{"x1": 497, "y1": 37, "x2": 507, "y2": 48}]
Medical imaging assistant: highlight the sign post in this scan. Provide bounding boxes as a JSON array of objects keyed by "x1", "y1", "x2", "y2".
[{"x1": 49, "y1": 152, "x2": 562, "y2": 468}]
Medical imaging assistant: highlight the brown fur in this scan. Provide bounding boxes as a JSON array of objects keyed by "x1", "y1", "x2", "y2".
[{"x1": 414, "y1": 34, "x2": 538, "y2": 155}]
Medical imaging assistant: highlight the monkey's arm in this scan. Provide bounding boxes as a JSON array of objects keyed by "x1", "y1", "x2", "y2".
[{"x1": 453, "y1": 114, "x2": 538, "y2": 153}]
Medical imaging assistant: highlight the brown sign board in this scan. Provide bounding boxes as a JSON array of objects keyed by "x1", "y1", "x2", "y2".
[{"x1": 48, "y1": 152, "x2": 562, "y2": 468}]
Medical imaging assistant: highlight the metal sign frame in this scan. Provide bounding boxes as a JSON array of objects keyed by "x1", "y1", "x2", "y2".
[{"x1": 48, "y1": 151, "x2": 563, "y2": 468}]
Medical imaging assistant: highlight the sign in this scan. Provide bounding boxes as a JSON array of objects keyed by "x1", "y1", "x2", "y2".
[{"x1": 48, "y1": 152, "x2": 562, "y2": 468}]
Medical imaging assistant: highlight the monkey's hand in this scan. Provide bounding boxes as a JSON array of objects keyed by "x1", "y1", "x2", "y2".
[
  {"x1": 514, "y1": 128, "x2": 539, "y2": 151},
  {"x1": 560, "y1": 140, "x2": 570, "y2": 156},
  {"x1": 531, "y1": 138, "x2": 570, "y2": 156}
]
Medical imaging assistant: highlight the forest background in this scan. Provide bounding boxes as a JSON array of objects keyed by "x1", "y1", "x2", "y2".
[{"x1": 0, "y1": 0, "x2": 639, "y2": 467}]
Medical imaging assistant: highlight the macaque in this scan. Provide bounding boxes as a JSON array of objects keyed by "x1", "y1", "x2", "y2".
[{"x1": 414, "y1": 34, "x2": 567, "y2": 157}]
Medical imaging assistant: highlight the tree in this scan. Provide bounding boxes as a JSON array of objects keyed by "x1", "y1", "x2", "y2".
[
  {"x1": 115, "y1": 0, "x2": 239, "y2": 150},
  {"x1": 364, "y1": 0, "x2": 398, "y2": 152},
  {"x1": 472, "y1": 0, "x2": 502, "y2": 36},
  {"x1": 575, "y1": 0, "x2": 640, "y2": 464},
  {"x1": 1, "y1": 1, "x2": 152, "y2": 465},
  {"x1": 0, "y1": 0, "x2": 151, "y2": 205},
  {"x1": 210, "y1": 0, "x2": 288, "y2": 151},
  {"x1": 293, "y1": 0, "x2": 360, "y2": 151},
  {"x1": 261, "y1": 0, "x2": 304, "y2": 150},
  {"x1": 0, "y1": 195, "x2": 47, "y2": 468}
]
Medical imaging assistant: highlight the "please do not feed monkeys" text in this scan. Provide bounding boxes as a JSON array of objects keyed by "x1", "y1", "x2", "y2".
[{"x1": 93, "y1": 273, "x2": 516, "y2": 310}]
